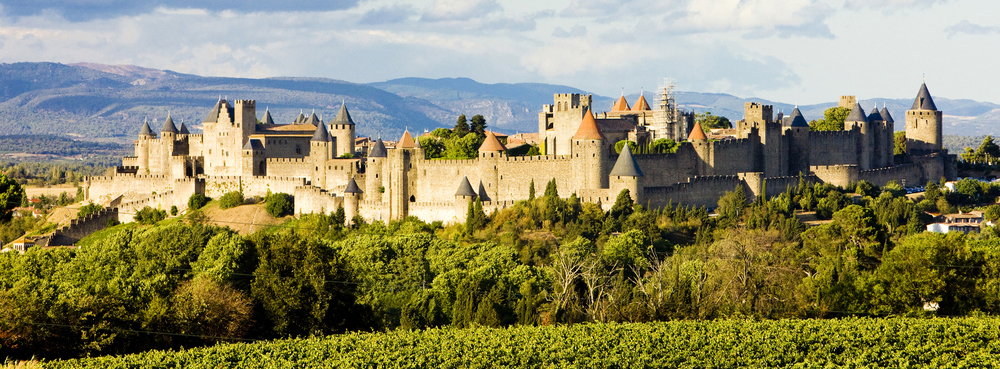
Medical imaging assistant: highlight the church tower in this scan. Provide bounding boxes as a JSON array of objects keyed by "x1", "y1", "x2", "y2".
[{"x1": 905, "y1": 83, "x2": 943, "y2": 155}]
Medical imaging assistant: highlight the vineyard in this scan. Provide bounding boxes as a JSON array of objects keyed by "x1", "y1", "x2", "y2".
[{"x1": 46, "y1": 318, "x2": 1000, "y2": 368}]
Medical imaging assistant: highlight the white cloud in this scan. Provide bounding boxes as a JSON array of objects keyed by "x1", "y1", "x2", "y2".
[
  {"x1": 843, "y1": 0, "x2": 950, "y2": 11},
  {"x1": 420, "y1": 0, "x2": 501, "y2": 22},
  {"x1": 944, "y1": 20, "x2": 1000, "y2": 38},
  {"x1": 359, "y1": 4, "x2": 415, "y2": 25}
]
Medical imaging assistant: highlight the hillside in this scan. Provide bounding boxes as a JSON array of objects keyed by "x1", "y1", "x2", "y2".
[{"x1": 0, "y1": 62, "x2": 998, "y2": 142}]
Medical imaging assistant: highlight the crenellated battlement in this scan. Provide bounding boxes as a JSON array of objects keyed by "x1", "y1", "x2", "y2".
[
  {"x1": 267, "y1": 157, "x2": 307, "y2": 164},
  {"x1": 713, "y1": 137, "x2": 753, "y2": 148},
  {"x1": 419, "y1": 158, "x2": 479, "y2": 166},
  {"x1": 504, "y1": 155, "x2": 572, "y2": 163}
]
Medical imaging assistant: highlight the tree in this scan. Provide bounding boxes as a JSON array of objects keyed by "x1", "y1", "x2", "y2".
[
  {"x1": 470, "y1": 114, "x2": 487, "y2": 138},
  {"x1": 0, "y1": 173, "x2": 25, "y2": 222},
  {"x1": 188, "y1": 193, "x2": 209, "y2": 210},
  {"x1": 266, "y1": 192, "x2": 294, "y2": 217},
  {"x1": 894, "y1": 131, "x2": 907, "y2": 155},
  {"x1": 649, "y1": 138, "x2": 679, "y2": 154},
  {"x1": 219, "y1": 191, "x2": 244, "y2": 209},
  {"x1": 695, "y1": 111, "x2": 732, "y2": 131},
  {"x1": 544, "y1": 178, "x2": 558, "y2": 199},
  {"x1": 614, "y1": 140, "x2": 638, "y2": 154},
  {"x1": 809, "y1": 106, "x2": 851, "y2": 131},
  {"x1": 528, "y1": 179, "x2": 535, "y2": 201},
  {"x1": 134, "y1": 206, "x2": 166, "y2": 224},
  {"x1": 454, "y1": 114, "x2": 470, "y2": 137}
]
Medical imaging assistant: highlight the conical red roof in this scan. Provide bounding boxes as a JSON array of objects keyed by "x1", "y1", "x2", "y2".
[
  {"x1": 398, "y1": 130, "x2": 416, "y2": 148},
  {"x1": 611, "y1": 96, "x2": 630, "y2": 112},
  {"x1": 478, "y1": 131, "x2": 507, "y2": 151},
  {"x1": 632, "y1": 95, "x2": 651, "y2": 111},
  {"x1": 687, "y1": 121, "x2": 707, "y2": 140},
  {"x1": 572, "y1": 109, "x2": 605, "y2": 140}
]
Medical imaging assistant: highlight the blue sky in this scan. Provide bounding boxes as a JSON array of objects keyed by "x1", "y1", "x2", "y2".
[{"x1": 0, "y1": 0, "x2": 995, "y2": 104}]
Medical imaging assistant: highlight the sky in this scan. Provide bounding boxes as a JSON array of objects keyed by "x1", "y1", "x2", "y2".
[{"x1": 0, "y1": 0, "x2": 996, "y2": 104}]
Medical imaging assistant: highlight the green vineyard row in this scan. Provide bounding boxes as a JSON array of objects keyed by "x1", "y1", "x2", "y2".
[{"x1": 47, "y1": 317, "x2": 1000, "y2": 368}]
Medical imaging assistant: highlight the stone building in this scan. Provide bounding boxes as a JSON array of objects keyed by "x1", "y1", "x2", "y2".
[{"x1": 87, "y1": 83, "x2": 956, "y2": 224}]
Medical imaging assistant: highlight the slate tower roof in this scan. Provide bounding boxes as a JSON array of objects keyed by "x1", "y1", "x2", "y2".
[
  {"x1": 344, "y1": 178, "x2": 363, "y2": 194},
  {"x1": 880, "y1": 106, "x2": 894, "y2": 123},
  {"x1": 868, "y1": 107, "x2": 884, "y2": 122},
  {"x1": 311, "y1": 122, "x2": 331, "y2": 142},
  {"x1": 610, "y1": 144, "x2": 644, "y2": 177},
  {"x1": 369, "y1": 139, "x2": 388, "y2": 158},
  {"x1": 911, "y1": 83, "x2": 938, "y2": 111},
  {"x1": 845, "y1": 103, "x2": 869, "y2": 122},
  {"x1": 203, "y1": 100, "x2": 223, "y2": 123},
  {"x1": 161, "y1": 115, "x2": 178, "y2": 134},
  {"x1": 178, "y1": 123, "x2": 190, "y2": 134},
  {"x1": 139, "y1": 118, "x2": 153, "y2": 136},
  {"x1": 262, "y1": 108, "x2": 275, "y2": 125},
  {"x1": 455, "y1": 176, "x2": 477, "y2": 197},
  {"x1": 332, "y1": 103, "x2": 355, "y2": 125},
  {"x1": 789, "y1": 107, "x2": 809, "y2": 128}
]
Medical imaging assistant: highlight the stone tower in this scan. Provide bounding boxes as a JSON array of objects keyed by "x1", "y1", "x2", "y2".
[
  {"x1": 478, "y1": 131, "x2": 506, "y2": 202},
  {"x1": 740, "y1": 102, "x2": 781, "y2": 176},
  {"x1": 136, "y1": 118, "x2": 153, "y2": 174},
  {"x1": 388, "y1": 131, "x2": 416, "y2": 220},
  {"x1": 310, "y1": 121, "x2": 331, "y2": 189},
  {"x1": 844, "y1": 103, "x2": 872, "y2": 170},
  {"x1": 905, "y1": 83, "x2": 943, "y2": 155},
  {"x1": 540, "y1": 93, "x2": 592, "y2": 156},
  {"x1": 785, "y1": 107, "x2": 810, "y2": 175},
  {"x1": 867, "y1": 106, "x2": 890, "y2": 168},
  {"x1": 688, "y1": 119, "x2": 712, "y2": 175},
  {"x1": 881, "y1": 106, "x2": 896, "y2": 165},
  {"x1": 329, "y1": 102, "x2": 357, "y2": 157},
  {"x1": 343, "y1": 177, "x2": 362, "y2": 225},
  {"x1": 366, "y1": 139, "x2": 387, "y2": 203},
  {"x1": 242, "y1": 139, "x2": 264, "y2": 177},
  {"x1": 454, "y1": 176, "x2": 477, "y2": 223},
  {"x1": 160, "y1": 115, "x2": 178, "y2": 177},
  {"x1": 571, "y1": 109, "x2": 608, "y2": 190},
  {"x1": 609, "y1": 144, "x2": 644, "y2": 204}
]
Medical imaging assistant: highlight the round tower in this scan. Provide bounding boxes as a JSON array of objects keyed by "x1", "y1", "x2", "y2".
[
  {"x1": 310, "y1": 121, "x2": 331, "y2": 189},
  {"x1": 366, "y1": 139, "x2": 387, "y2": 202},
  {"x1": 330, "y1": 102, "x2": 357, "y2": 158},
  {"x1": 160, "y1": 115, "x2": 178, "y2": 176},
  {"x1": 785, "y1": 107, "x2": 811, "y2": 175},
  {"x1": 571, "y1": 108, "x2": 608, "y2": 189},
  {"x1": 688, "y1": 119, "x2": 712, "y2": 175},
  {"x1": 478, "y1": 131, "x2": 506, "y2": 202},
  {"x1": 905, "y1": 83, "x2": 943, "y2": 155},
  {"x1": 844, "y1": 102, "x2": 872, "y2": 170},
  {"x1": 343, "y1": 177, "x2": 363, "y2": 225},
  {"x1": 609, "y1": 144, "x2": 644, "y2": 204},
  {"x1": 136, "y1": 118, "x2": 153, "y2": 174},
  {"x1": 454, "y1": 176, "x2": 477, "y2": 223}
]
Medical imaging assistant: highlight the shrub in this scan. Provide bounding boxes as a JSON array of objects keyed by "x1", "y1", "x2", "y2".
[
  {"x1": 77, "y1": 203, "x2": 103, "y2": 218},
  {"x1": 265, "y1": 193, "x2": 294, "y2": 217},
  {"x1": 219, "y1": 191, "x2": 244, "y2": 210},
  {"x1": 188, "y1": 193, "x2": 209, "y2": 210},
  {"x1": 134, "y1": 206, "x2": 166, "y2": 225},
  {"x1": 170, "y1": 205, "x2": 179, "y2": 216}
]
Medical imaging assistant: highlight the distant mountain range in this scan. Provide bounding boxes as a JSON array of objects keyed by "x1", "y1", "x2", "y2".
[{"x1": 0, "y1": 62, "x2": 997, "y2": 143}]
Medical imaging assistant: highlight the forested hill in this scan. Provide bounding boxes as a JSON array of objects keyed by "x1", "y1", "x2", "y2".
[{"x1": 1, "y1": 62, "x2": 999, "y2": 143}]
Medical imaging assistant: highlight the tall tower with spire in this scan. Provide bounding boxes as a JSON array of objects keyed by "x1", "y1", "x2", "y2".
[
  {"x1": 572, "y1": 109, "x2": 608, "y2": 190},
  {"x1": 905, "y1": 83, "x2": 943, "y2": 155},
  {"x1": 329, "y1": 102, "x2": 357, "y2": 158}
]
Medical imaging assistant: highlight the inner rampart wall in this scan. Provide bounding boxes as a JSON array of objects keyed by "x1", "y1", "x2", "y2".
[
  {"x1": 204, "y1": 176, "x2": 306, "y2": 198},
  {"x1": 413, "y1": 159, "x2": 479, "y2": 203},
  {"x1": 809, "y1": 130, "x2": 858, "y2": 166},
  {"x1": 496, "y1": 156, "x2": 574, "y2": 201}
]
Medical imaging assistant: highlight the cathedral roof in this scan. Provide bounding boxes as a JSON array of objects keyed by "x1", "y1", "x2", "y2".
[
  {"x1": 161, "y1": 114, "x2": 178, "y2": 134},
  {"x1": 311, "y1": 122, "x2": 331, "y2": 142},
  {"x1": 331, "y1": 102, "x2": 355, "y2": 125},
  {"x1": 455, "y1": 176, "x2": 477, "y2": 197},
  {"x1": 243, "y1": 138, "x2": 264, "y2": 150},
  {"x1": 789, "y1": 107, "x2": 809, "y2": 127},
  {"x1": 139, "y1": 119, "x2": 153, "y2": 136},
  {"x1": 178, "y1": 123, "x2": 190, "y2": 134},
  {"x1": 477, "y1": 181, "x2": 491, "y2": 201},
  {"x1": 880, "y1": 107, "x2": 894, "y2": 123},
  {"x1": 369, "y1": 139, "x2": 388, "y2": 157},
  {"x1": 611, "y1": 96, "x2": 631, "y2": 112},
  {"x1": 610, "y1": 144, "x2": 643, "y2": 177},
  {"x1": 911, "y1": 83, "x2": 938, "y2": 111},
  {"x1": 479, "y1": 131, "x2": 507, "y2": 151},
  {"x1": 867, "y1": 107, "x2": 883, "y2": 122},
  {"x1": 687, "y1": 120, "x2": 707, "y2": 140},
  {"x1": 572, "y1": 109, "x2": 606, "y2": 140},
  {"x1": 632, "y1": 95, "x2": 651, "y2": 111},
  {"x1": 262, "y1": 108, "x2": 275, "y2": 125},
  {"x1": 845, "y1": 103, "x2": 869, "y2": 123},
  {"x1": 398, "y1": 130, "x2": 416, "y2": 149},
  {"x1": 203, "y1": 100, "x2": 223, "y2": 123},
  {"x1": 344, "y1": 177, "x2": 363, "y2": 194}
]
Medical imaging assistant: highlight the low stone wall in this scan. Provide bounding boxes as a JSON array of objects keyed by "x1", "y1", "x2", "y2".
[{"x1": 48, "y1": 208, "x2": 119, "y2": 246}]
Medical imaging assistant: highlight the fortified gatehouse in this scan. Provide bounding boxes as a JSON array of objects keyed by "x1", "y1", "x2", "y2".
[{"x1": 87, "y1": 83, "x2": 956, "y2": 224}]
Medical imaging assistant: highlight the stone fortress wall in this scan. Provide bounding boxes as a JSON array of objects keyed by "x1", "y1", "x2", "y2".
[{"x1": 86, "y1": 83, "x2": 957, "y2": 228}]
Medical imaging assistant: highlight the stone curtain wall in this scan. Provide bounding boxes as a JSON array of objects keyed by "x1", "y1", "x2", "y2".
[{"x1": 48, "y1": 208, "x2": 119, "y2": 246}]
